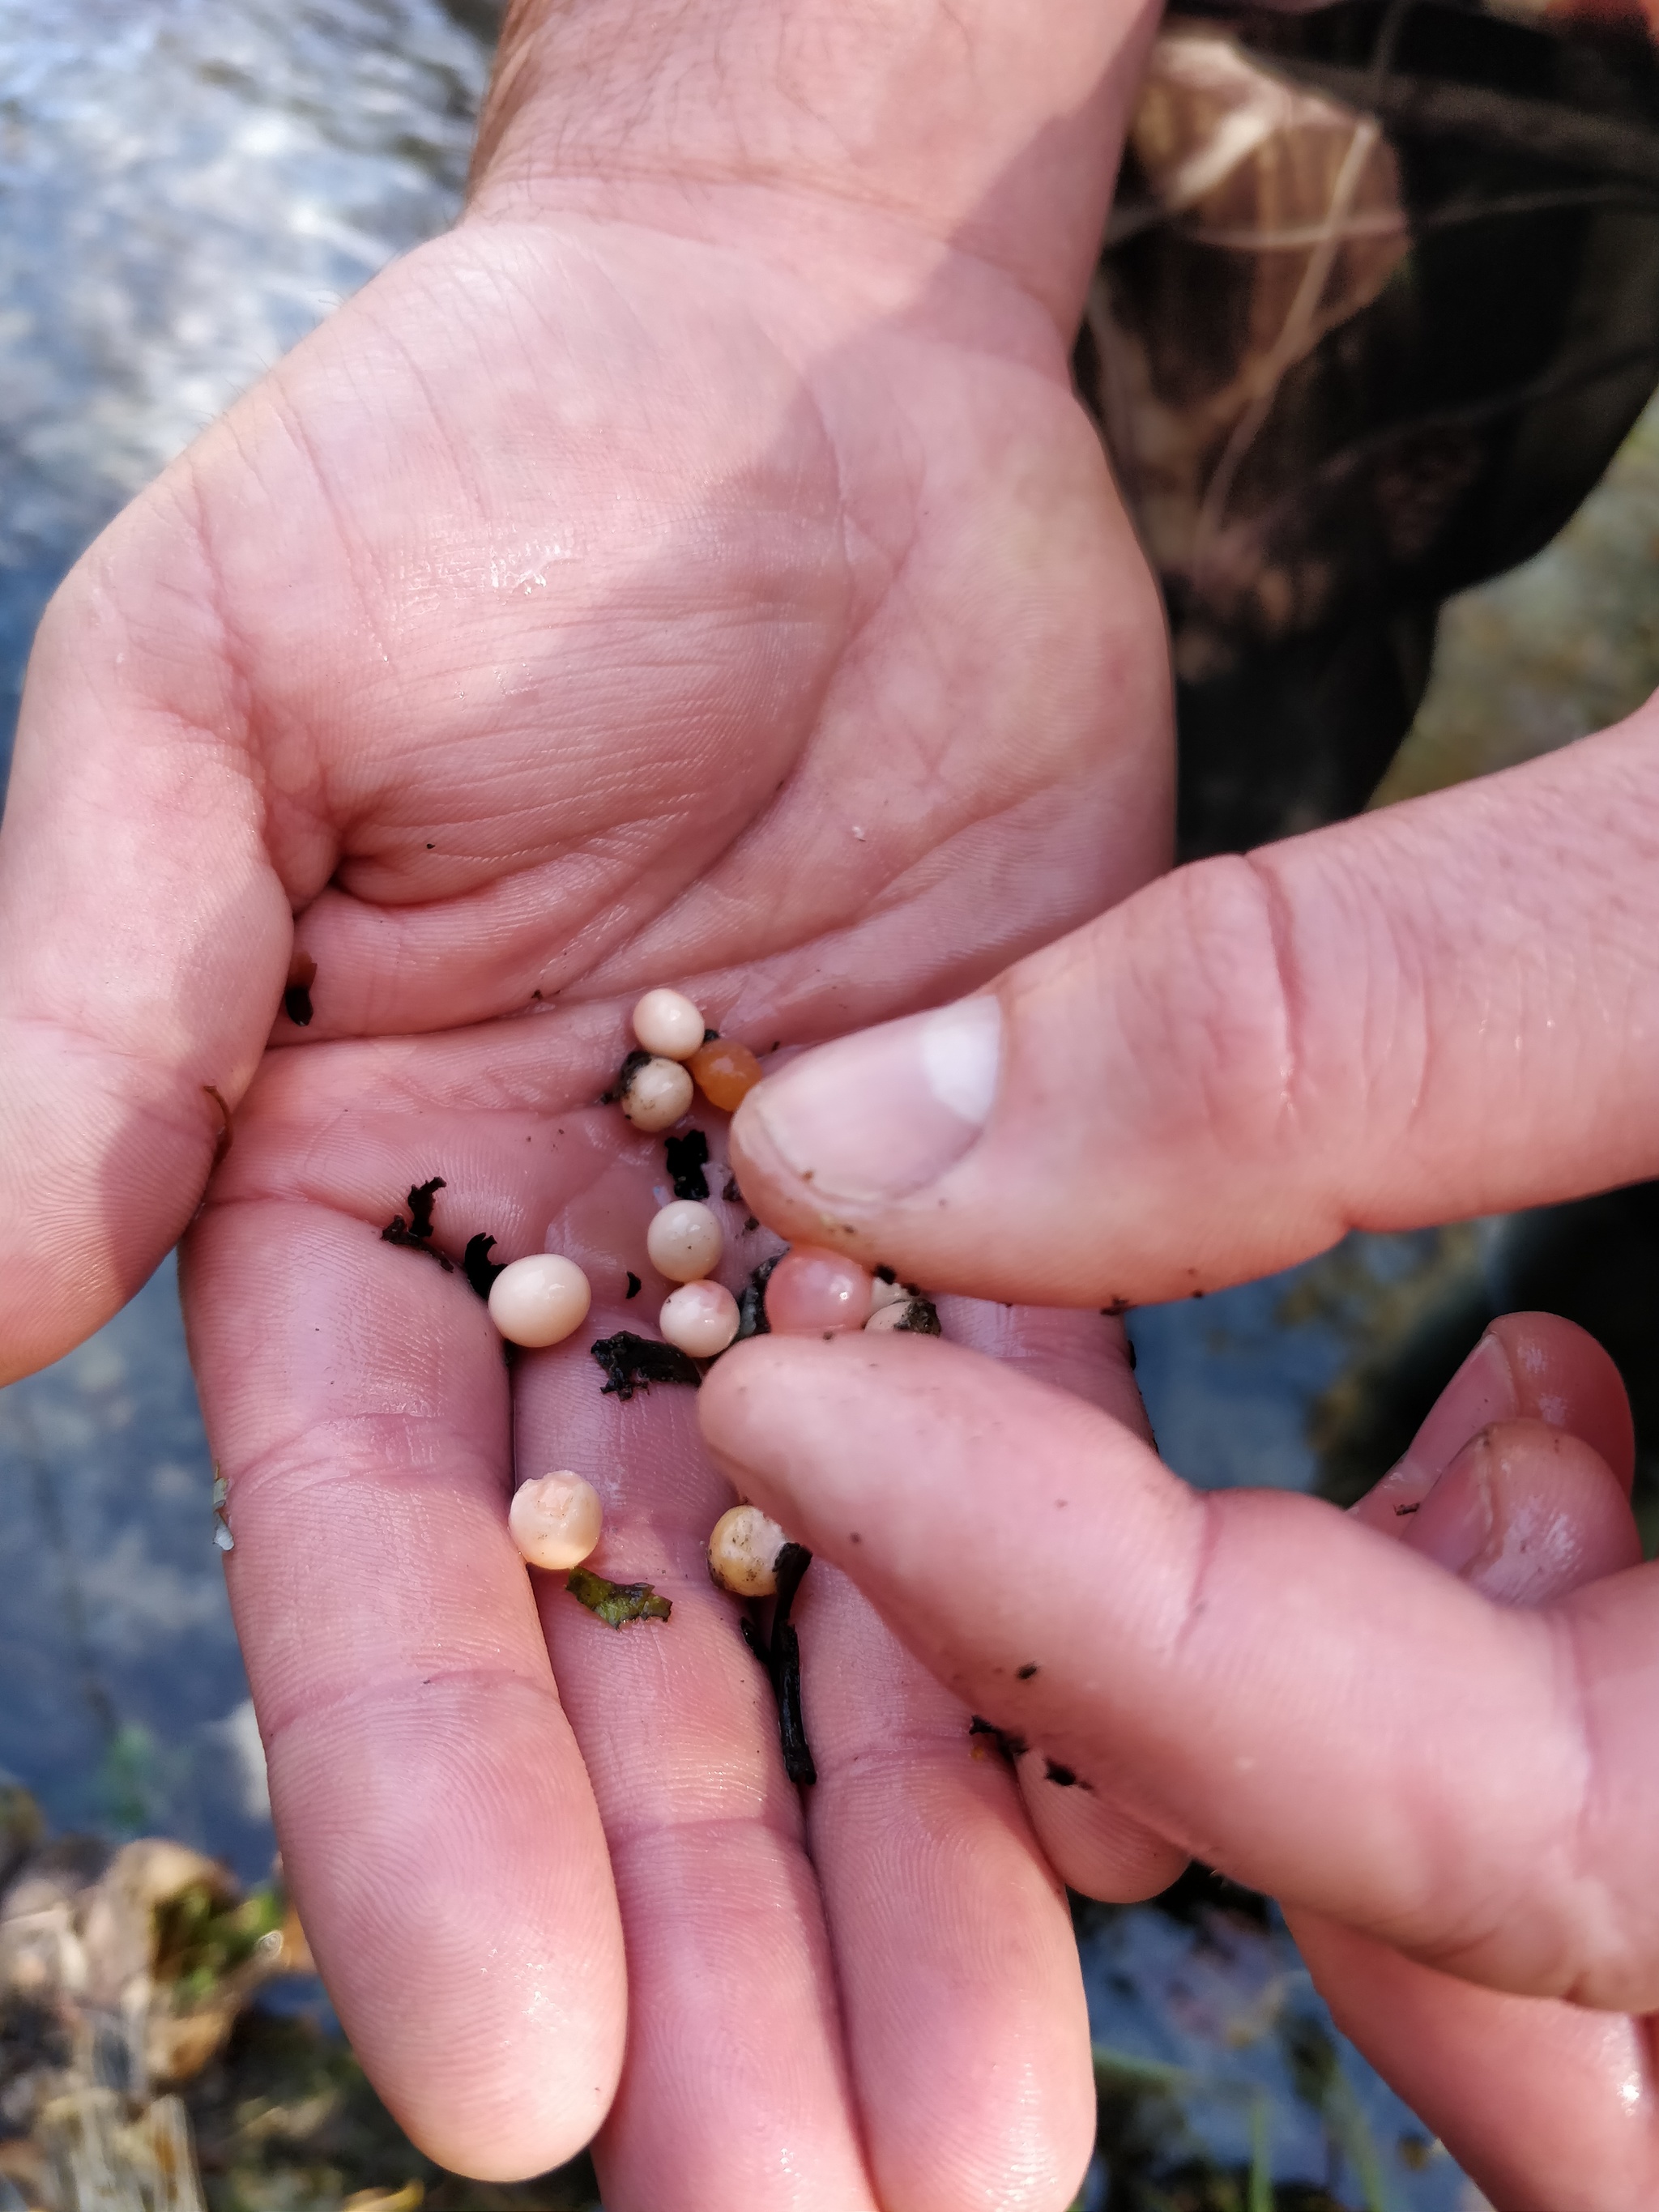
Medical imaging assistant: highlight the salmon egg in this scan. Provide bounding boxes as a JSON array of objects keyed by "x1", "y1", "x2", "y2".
[
  {"x1": 488, "y1": 1254, "x2": 592, "y2": 1347},
  {"x1": 689, "y1": 1037, "x2": 763, "y2": 1111},
  {"x1": 646, "y1": 1200, "x2": 723, "y2": 1282},
  {"x1": 766, "y1": 1247, "x2": 872, "y2": 1335},
  {"x1": 659, "y1": 1280, "x2": 740, "y2": 1357},
  {"x1": 632, "y1": 988, "x2": 706, "y2": 1060},
  {"x1": 709, "y1": 1503, "x2": 789, "y2": 1596},
  {"x1": 621, "y1": 1055, "x2": 694, "y2": 1132},
  {"x1": 510, "y1": 1472, "x2": 603, "y2": 1571}
]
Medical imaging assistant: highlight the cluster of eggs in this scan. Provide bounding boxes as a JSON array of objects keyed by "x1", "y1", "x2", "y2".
[
  {"x1": 497, "y1": 989, "x2": 931, "y2": 1597},
  {"x1": 484, "y1": 988, "x2": 758, "y2": 1362}
]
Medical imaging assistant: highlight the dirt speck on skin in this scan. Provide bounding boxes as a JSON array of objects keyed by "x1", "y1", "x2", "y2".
[
  {"x1": 969, "y1": 1716, "x2": 1026, "y2": 1762},
  {"x1": 1016, "y1": 1663, "x2": 1039, "y2": 1681},
  {"x1": 1044, "y1": 1759, "x2": 1079, "y2": 1788}
]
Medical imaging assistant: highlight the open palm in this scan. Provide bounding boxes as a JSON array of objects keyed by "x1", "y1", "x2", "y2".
[{"x1": 0, "y1": 176, "x2": 1171, "y2": 2206}]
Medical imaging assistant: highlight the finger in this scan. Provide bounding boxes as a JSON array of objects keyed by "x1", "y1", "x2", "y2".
[
  {"x1": 1404, "y1": 1419, "x2": 1640, "y2": 1603},
  {"x1": 1290, "y1": 1912, "x2": 1659, "y2": 2212},
  {"x1": 184, "y1": 1055, "x2": 628, "y2": 2180},
  {"x1": 700, "y1": 1332, "x2": 1659, "y2": 2010},
  {"x1": 528, "y1": 1181, "x2": 1098, "y2": 2210},
  {"x1": 727, "y1": 714, "x2": 1659, "y2": 1302},
  {"x1": 513, "y1": 1268, "x2": 882, "y2": 2212},
  {"x1": 791, "y1": 1562, "x2": 1096, "y2": 2212},
  {"x1": 1293, "y1": 1407, "x2": 1655, "y2": 2211},
  {"x1": 929, "y1": 1296, "x2": 1188, "y2": 1902},
  {"x1": 1017, "y1": 1765, "x2": 1188, "y2": 1901},
  {"x1": 1354, "y1": 1311, "x2": 1635, "y2": 1533}
]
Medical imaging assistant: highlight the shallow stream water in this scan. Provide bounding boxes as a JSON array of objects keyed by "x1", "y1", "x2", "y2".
[{"x1": 2, "y1": 5, "x2": 1653, "y2": 2204}]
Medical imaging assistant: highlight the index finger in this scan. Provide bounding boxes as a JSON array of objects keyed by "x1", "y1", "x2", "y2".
[{"x1": 701, "y1": 1330, "x2": 1659, "y2": 2014}]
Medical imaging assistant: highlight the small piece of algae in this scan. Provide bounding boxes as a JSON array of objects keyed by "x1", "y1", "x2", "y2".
[{"x1": 566, "y1": 1565, "x2": 672, "y2": 1628}]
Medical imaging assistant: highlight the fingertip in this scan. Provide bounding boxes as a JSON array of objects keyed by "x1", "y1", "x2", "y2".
[
  {"x1": 1355, "y1": 1311, "x2": 1636, "y2": 1534},
  {"x1": 1486, "y1": 1312, "x2": 1636, "y2": 1490},
  {"x1": 1018, "y1": 1771, "x2": 1188, "y2": 1903},
  {"x1": 1405, "y1": 1417, "x2": 1640, "y2": 1606},
  {"x1": 271, "y1": 1677, "x2": 626, "y2": 2181}
]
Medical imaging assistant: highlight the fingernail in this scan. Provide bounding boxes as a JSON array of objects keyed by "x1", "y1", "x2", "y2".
[
  {"x1": 1408, "y1": 1436, "x2": 1494, "y2": 1578},
  {"x1": 1398, "y1": 1332, "x2": 1517, "y2": 1484},
  {"x1": 745, "y1": 996, "x2": 1002, "y2": 1203},
  {"x1": 1354, "y1": 1331, "x2": 1517, "y2": 1529}
]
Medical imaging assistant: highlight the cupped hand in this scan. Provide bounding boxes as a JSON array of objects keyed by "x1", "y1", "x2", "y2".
[
  {"x1": 704, "y1": 1308, "x2": 1659, "y2": 2209},
  {"x1": 0, "y1": 0, "x2": 1172, "y2": 2194}
]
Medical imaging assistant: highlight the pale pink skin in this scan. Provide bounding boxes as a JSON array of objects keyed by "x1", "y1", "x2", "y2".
[
  {"x1": 716, "y1": 1308, "x2": 1659, "y2": 2205},
  {"x1": 0, "y1": 0, "x2": 1170, "y2": 2197},
  {"x1": 765, "y1": 1247, "x2": 874, "y2": 1336}
]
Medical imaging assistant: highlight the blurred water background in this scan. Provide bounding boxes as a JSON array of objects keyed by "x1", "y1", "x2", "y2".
[{"x1": 2, "y1": 2, "x2": 1656, "y2": 2206}]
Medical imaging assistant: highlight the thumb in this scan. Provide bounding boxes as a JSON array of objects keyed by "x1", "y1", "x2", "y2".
[
  {"x1": 731, "y1": 708, "x2": 1659, "y2": 1304},
  {"x1": 0, "y1": 481, "x2": 292, "y2": 1382}
]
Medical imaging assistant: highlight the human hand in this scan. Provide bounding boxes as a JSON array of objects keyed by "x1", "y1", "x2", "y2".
[
  {"x1": 710, "y1": 705, "x2": 1659, "y2": 2204},
  {"x1": 704, "y1": 1299, "x2": 1659, "y2": 2208},
  {"x1": 0, "y1": 0, "x2": 1171, "y2": 2194}
]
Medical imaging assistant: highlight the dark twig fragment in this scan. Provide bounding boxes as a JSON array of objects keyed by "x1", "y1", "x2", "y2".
[
  {"x1": 590, "y1": 1331, "x2": 703, "y2": 1399},
  {"x1": 735, "y1": 1255, "x2": 779, "y2": 1341},
  {"x1": 406, "y1": 1178, "x2": 444, "y2": 1238},
  {"x1": 382, "y1": 1177, "x2": 454, "y2": 1270},
  {"x1": 566, "y1": 1566, "x2": 672, "y2": 1628},
  {"x1": 742, "y1": 1542, "x2": 817, "y2": 1785},
  {"x1": 284, "y1": 953, "x2": 317, "y2": 1028},
  {"x1": 665, "y1": 1129, "x2": 710, "y2": 1200},
  {"x1": 463, "y1": 1234, "x2": 507, "y2": 1301}
]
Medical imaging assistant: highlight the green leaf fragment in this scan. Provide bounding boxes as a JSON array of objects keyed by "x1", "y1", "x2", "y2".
[{"x1": 566, "y1": 1565, "x2": 672, "y2": 1628}]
